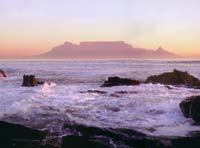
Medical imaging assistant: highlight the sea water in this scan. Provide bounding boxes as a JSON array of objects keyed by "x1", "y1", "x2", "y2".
[{"x1": 0, "y1": 59, "x2": 200, "y2": 138}]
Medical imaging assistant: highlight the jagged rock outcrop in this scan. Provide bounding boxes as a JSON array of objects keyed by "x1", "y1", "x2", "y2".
[
  {"x1": 180, "y1": 96, "x2": 200, "y2": 123},
  {"x1": 146, "y1": 69, "x2": 200, "y2": 88},
  {"x1": 102, "y1": 76, "x2": 140, "y2": 87}
]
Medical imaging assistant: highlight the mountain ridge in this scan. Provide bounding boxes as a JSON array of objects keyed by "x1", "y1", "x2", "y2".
[{"x1": 35, "y1": 41, "x2": 179, "y2": 59}]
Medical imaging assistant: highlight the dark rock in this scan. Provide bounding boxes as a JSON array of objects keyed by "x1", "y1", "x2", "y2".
[
  {"x1": 0, "y1": 69, "x2": 7, "y2": 77},
  {"x1": 110, "y1": 91, "x2": 138, "y2": 98},
  {"x1": 63, "y1": 123, "x2": 200, "y2": 148},
  {"x1": 61, "y1": 135, "x2": 111, "y2": 148},
  {"x1": 146, "y1": 109, "x2": 165, "y2": 115},
  {"x1": 114, "y1": 91, "x2": 138, "y2": 94},
  {"x1": 146, "y1": 69, "x2": 200, "y2": 88},
  {"x1": 190, "y1": 97, "x2": 200, "y2": 123},
  {"x1": 22, "y1": 75, "x2": 44, "y2": 87},
  {"x1": 108, "y1": 107, "x2": 120, "y2": 112},
  {"x1": 110, "y1": 93, "x2": 120, "y2": 98},
  {"x1": 179, "y1": 97, "x2": 193, "y2": 118},
  {"x1": 0, "y1": 121, "x2": 51, "y2": 148},
  {"x1": 38, "y1": 81, "x2": 45, "y2": 85},
  {"x1": 179, "y1": 96, "x2": 200, "y2": 123},
  {"x1": 80, "y1": 90, "x2": 107, "y2": 94},
  {"x1": 0, "y1": 121, "x2": 46, "y2": 140},
  {"x1": 22, "y1": 75, "x2": 37, "y2": 87},
  {"x1": 102, "y1": 76, "x2": 140, "y2": 87},
  {"x1": 165, "y1": 85, "x2": 174, "y2": 89},
  {"x1": 9, "y1": 140, "x2": 58, "y2": 148}
]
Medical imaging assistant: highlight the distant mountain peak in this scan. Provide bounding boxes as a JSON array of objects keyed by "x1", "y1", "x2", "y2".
[
  {"x1": 157, "y1": 46, "x2": 165, "y2": 51},
  {"x1": 63, "y1": 41, "x2": 77, "y2": 46}
]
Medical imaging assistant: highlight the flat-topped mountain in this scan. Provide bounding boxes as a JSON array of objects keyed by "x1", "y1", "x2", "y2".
[{"x1": 36, "y1": 41, "x2": 179, "y2": 59}]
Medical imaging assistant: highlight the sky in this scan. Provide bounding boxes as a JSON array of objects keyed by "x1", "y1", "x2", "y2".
[{"x1": 0, "y1": 0, "x2": 200, "y2": 58}]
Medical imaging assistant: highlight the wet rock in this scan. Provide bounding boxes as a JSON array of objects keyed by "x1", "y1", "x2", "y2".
[
  {"x1": 114, "y1": 91, "x2": 138, "y2": 94},
  {"x1": 0, "y1": 69, "x2": 7, "y2": 78},
  {"x1": 102, "y1": 76, "x2": 140, "y2": 87},
  {"x1": 110, "y1": 91, "x2": 138, "y2": 98},
  {"x1": 165, "y1": 85, "x2": 174, "y2": 89},
  {"x1": 62, "y1": 123, "x2": 143, "y2": 148},
  {"x1": 179, "y1": 97, "x2": 193, "y2": 118},
  {"x1": 146, "y1": 109, "x2": 165, "y2": 115},
  {"x1": 180, "y1": 96, "x2": 200, "y2": 123},
  {"x1": 190, "y1": 97, "x2": 200, "y2": 123},
  {"x1": 0, "y1": 121, "x2": 55, "y2": 148},
  {"x1": 22, "y1": 75, "x2": 44, "y2": 87},
  {"x1": 63, "y1": 123, "x2": 200, "y2": 148},
  {"x1": 80, "y1": 90, "x2": 107, "y2": 94},
  {"x1": 61, "y1": 135, "x2": 111, "y2": 148},
  {"x1": 110, "y1": 93, "x2": 120, "y2": 98},
  {"x1": 114, "y1": 91, "x2": 129, "y2": 94},
  {"x1": 106, "y1": 107, "x2": 120, "y2": 112},
  {"x1": 146, "y1": 69, "x2": 200, "y2": 88},
  {"x1": 0, "y1": 121, "x2": 46, "y2": 140}
]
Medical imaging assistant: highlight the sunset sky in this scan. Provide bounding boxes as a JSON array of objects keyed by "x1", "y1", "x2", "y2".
[{"x1": 0, "y1": 0, "x2": 200, "y2": 58}]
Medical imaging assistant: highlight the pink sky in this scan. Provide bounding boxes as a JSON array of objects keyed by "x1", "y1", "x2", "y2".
[{"x1": 0, "y1": 0, "x2": 200, "y2": 58}]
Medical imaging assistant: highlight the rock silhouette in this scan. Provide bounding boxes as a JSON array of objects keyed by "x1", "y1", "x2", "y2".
[
  {"x1": 22, "y1": 75, "x2": 44, "y2": 87},
  {"x1": 102, "y1": 76, "x2": 140, "y2": 87},
  {"x1": 62, "y1": 122, "x2": 200, "y2": 148},
  {"x1": 0, "y1": 121, "x2": 57, "y2": 148},
  {"x1": 22, "y1": 75, "x2": 38, "y2": 86},
  {"x1": 146, "y1": 69, "x2": 200, "y2": 88},
  {"x1": 180, "y1": 96, "x2": 200, "y2": 123}
]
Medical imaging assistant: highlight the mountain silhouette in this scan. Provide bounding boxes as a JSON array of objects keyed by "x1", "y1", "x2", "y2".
[{"x1": 35, "y1": 41, "x2": 179, "y2": 59}]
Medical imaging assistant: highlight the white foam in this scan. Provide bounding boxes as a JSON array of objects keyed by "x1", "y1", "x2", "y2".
[
  {"x1": 42, "y1": 82, "x2": 56, "y2": 93},
  {"x1": 1, "y1": 60, "x2": 200, "y2": 137}
]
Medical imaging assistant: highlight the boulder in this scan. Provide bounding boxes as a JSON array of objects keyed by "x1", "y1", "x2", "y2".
[
  {"x1": 146, "y1": 69, "x2": 200, "y2": 88},
  {"x1": 0, "y1": 69, "x2": 7, "y2": 78},
  {"x1": 102, "y1": 76, "x2": 140, "y2": 87},
  {"x1": 179, "y1": 96, "x2": 200, "y2": 123}
]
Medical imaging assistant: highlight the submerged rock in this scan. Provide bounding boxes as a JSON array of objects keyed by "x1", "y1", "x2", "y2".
[
  {"x1": 102, "y1": 76, "x2": 140, "y2": 87},
  {"x1": 146, "y1": 69, "x2": 200, "y2": 88},
  {"x1": 0, "y1": 69, "x2": 7, "y2": 78},
  {"x1": 80, "y1": 90, "x2": 107, "y2": 94},
  {"x1": 113, "y1": 90, "x2": 138, "y2": 94},
  {"x1": 110, "y1": 91, "x2": 138, "y2": 98},
  {"x1": 180, "y1": 96, "x2": 200, "y2": 123},
  {"x1": 22, "y1": 75, "x2": 44, "y2": 87}
]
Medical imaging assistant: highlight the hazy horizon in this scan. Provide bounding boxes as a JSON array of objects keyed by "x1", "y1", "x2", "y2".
[
  {"x1": 0, "y1": 40, "x2": 178, "y2": 59},
  {"x1": 0, "y1": 0, "x2": 200, "y2": 58}
]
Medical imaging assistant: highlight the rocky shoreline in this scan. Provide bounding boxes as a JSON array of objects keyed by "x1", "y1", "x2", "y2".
[
  {"x1": 1, "y1": 120, "x2": 200, "y2": 148},
  {"x1": 1, "y1": 69, "x2": 200, "y2": 147}
]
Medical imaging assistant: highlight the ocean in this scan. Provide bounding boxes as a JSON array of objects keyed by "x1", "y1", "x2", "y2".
[{"x1": 0, "y1": 59, "x2": 200, "y2": 143}]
